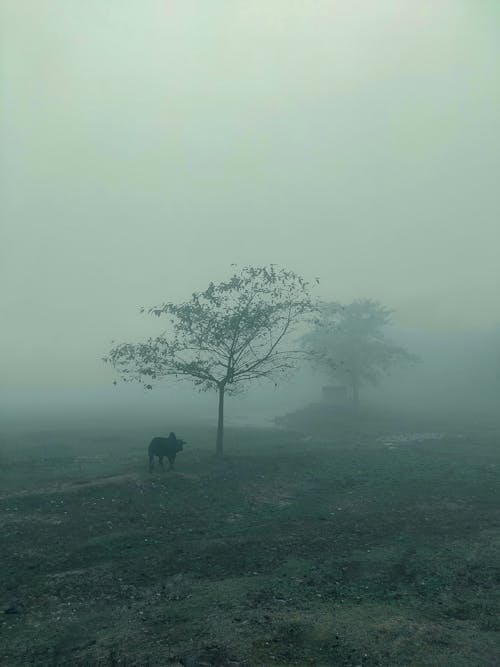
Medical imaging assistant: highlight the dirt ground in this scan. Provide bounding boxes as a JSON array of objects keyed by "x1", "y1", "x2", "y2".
[{"x1": 1, "y1": 410, "x2": 500, "y2": 666}]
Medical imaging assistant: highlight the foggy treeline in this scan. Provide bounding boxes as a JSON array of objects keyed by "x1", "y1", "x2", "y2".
[{"x1": 1, "y1": 320, "x2": 498, "y2": 430}]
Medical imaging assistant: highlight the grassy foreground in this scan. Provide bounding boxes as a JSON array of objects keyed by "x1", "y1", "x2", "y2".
[{"x1": 1, "y1": 410, "x2": 500, "y2": 666}]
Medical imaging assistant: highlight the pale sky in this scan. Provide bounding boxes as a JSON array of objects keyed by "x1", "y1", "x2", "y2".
[{"x1": 1, "y1": 1, "x2": 499, "y2": 387}]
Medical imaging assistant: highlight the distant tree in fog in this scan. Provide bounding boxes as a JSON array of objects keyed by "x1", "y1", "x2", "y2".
[
  {"x1": 303, "y1": 299, "x2": 419, "y2": 412},
  {"x1": 105, "y1": 266, "x2": 315, "y2": 456}
]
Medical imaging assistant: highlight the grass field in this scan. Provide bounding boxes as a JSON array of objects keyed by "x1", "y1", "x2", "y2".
[{"x1": 1, "y1": 406, "x2": 500, "y2": 666}]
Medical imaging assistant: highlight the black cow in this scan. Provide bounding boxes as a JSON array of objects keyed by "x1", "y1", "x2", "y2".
[{"x1": 148, "y1": 432, "x2": 185, "y2": 472}]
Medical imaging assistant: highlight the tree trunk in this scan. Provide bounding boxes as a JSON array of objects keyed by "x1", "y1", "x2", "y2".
[
  {"x1": 216, "y1": 383, "x2": 225, "y2": 457},
  {"x1": 352, "y1": 374, "x2": 360, "y2": 415}
]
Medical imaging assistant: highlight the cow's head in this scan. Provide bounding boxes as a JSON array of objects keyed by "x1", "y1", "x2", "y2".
[{"x1": 176, "y1": 439, "x2": 186, "y2": 452}]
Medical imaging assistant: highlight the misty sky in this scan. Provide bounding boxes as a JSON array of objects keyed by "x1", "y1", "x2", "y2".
[{"x1": 1, "y1": 1, "x2": 499, "y2": 388}]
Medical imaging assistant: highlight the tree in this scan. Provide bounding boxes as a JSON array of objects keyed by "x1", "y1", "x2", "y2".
[
  {"x1": 303, "y1": 299, "x2": 419, "y2": 412},
  {"x1": 105, "y1": 265, "x2": 315, "y2": 456}
]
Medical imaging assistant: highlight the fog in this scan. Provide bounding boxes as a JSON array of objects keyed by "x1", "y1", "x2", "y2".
[
  {"x1": 1, "y1": 1, "x2": 499, "y2": 425},
  {"x1": 360, "y1": 325, "x2": 500, "y2": 420},
  {"x1": 1, "y1": 323, "x2": 499, "y2": 432},
  {"x1": 3, "y1": 7, "x2": 500, "y2": 662}
]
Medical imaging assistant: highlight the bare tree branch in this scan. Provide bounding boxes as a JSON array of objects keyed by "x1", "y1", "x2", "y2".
[{"x1": 105, "y1": 265, "x2": 317, "y2": 453}]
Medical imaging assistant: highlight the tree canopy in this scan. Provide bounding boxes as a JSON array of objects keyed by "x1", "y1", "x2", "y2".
[
  {"x1": 302, "y1": 299, "x2": 419, "y2": 411},
  {"x1": 105, "y1": 265, "x2": 315, "y2": 455}
]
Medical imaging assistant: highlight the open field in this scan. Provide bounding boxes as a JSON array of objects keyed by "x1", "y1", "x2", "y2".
[{"x1": 1, "y1": 408, "x2": 500, "y2": 666}]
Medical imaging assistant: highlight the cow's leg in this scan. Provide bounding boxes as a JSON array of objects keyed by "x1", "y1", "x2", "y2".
[
  {"x1": 168, "y1": 455, "x2": 175, "y2": 471},
  {"x1": 158, "y1": 456, "x2": 165, "y2": 471},
  {"x1": 149, "y1": 453, "x2": 154, "y2": 473}
]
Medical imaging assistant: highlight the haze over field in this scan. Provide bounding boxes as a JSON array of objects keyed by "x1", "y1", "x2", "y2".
[
  {"x1": 1, "y1": 1, "x2": 499, "y2": 401},
  {"x1": 3, "y1": 7, "x2": 500, "y2": 665}
]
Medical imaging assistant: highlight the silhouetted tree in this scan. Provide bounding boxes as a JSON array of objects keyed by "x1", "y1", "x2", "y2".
[
  {"x1": 105, "y1": 266, "x2": 315, "y2": 456},
  {"x1": 303, "y1": 299, "x2": 419, "y2": 412}
]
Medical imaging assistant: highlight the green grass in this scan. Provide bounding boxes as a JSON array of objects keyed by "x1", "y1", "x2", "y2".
[{"x1": 1, "y1": 411, "x2": 500, "y2": 665}]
